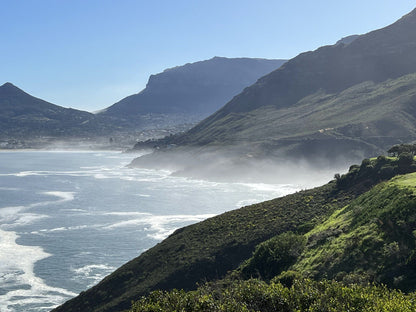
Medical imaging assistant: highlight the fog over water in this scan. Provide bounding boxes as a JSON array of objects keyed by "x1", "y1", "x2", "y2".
[{"x1": 0, "y1": 150, "x2": 314, "y2": 312}]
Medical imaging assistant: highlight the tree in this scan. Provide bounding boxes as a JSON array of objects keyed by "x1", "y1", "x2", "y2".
[{"x1": 388, "y1": 144, "x2": 416, "y2": 157}]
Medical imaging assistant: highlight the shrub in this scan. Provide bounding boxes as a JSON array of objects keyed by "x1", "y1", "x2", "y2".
[
  {"x1": 129, "y1": 279, "x2": 416, "y2": 312},
  {"x1": 240, "y1": 232, "x2": 306, "y2": 280}
]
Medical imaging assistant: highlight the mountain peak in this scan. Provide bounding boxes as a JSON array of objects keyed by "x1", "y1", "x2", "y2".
[
  {"x1": 1, "y1": 82, "x2": 18, "y2": 89},
  {"x1": 0, "y1": 82, "x2": 28, "y2": 97}
]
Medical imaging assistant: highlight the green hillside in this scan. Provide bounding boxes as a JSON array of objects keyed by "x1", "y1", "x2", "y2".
[
  {"x1": 291, "y1": 174, "x2": 416, "y2": 289},
  {"x1": 53, "y1": 172, "x2": 356, "y2": 312},
  {"x1": 53, "y1": 153, "x2": 416, "y2": 312},
  {"x1": 128, "y1": 156, "x2": 416, "y2": 312}
]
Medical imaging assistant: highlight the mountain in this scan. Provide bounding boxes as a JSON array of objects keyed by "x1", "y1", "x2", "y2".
[
  {"x1": 0, "y1": 57, "x2": 285, "y2": 147},
  {"x1": 0, "y1": 82, "x2": 125, "y2": 142},
  {"x1": 99, "y1": 57, "x2": 286, "y2": 125},
  {"x1": 53, "y1": 154, "x2": 416, "y2": 312},
  {"x1": 131, "y1": 8, "x2": 416, "y2": 172}
]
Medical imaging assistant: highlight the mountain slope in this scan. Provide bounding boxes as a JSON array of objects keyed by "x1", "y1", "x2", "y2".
[
  {"x1": 52, "y1": 154, "x2": 416, "y2": 312},
  {"x1": 291, "y1": 174, "x2": 416, "y2": 290},
  {"x1": 52, "y1": 180, "x2": 354, "y2": 312},
  {"x1": 100, "y1": 57, "x2": 285, "y2": 121},
  {"x1": 129, "y1": 156, "x2": 416, "y2": 311},
  {"x1": 134, "y1": 8, "x2": 416, "y2": 164},
  {"x1": 130, "y1": 73, "x2": 416, "y2": 180},
  {"x1": 0, "y1": 82, "x2": 121, "y2": 140},
  {"x1": 238, "y1": 157, "x2": 416, "y2": 291},
  {"x1": 216, "y1": 8, "x2": 416, "y2": 115}
]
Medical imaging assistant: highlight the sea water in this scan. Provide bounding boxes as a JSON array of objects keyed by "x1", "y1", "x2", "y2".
[{"x1": 0, "y1": 151, "x2": 300, "y2": 312}]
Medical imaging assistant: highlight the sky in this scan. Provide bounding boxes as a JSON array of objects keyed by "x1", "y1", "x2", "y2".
[{"x1": 1, "y1": 1, "x2": 415, "y2": 112}]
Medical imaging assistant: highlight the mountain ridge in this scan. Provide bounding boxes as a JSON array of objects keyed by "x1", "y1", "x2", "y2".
[
  {"x1": 130, "y1": 7, "x2": 416, "y2": 174},
  {"x1": 0, "y1": 56, "x2": 286, "y2": 147},
  {"x1": 99, "y1": 57, "x2": 286, "y2": 119}
]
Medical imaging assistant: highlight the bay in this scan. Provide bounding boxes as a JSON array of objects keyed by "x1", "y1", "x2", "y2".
[{"x1": 0, "y1": 150, "x2": 301, "y2": 312}]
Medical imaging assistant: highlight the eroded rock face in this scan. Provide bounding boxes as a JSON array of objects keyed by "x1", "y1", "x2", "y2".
[{"x1": 100, "y1": 57, "x2": 286, "y2": 117}]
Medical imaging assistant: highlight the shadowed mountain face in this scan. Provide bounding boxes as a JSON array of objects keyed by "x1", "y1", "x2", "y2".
[
  {"x1": 147, "y1": 8, "x2": 416, "y2": 164},
  {"x1": 0, "y1": 83, "x2": 102, "y2": 138},
  {"x1": 100, "y1": 57, "x2": 286, "y2": 119}
]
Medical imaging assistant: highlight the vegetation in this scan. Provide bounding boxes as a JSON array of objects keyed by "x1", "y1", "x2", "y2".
[
  {"x1": 53, "y1": 176, "x2": 361, "y2": 311},
  {"x1": 240, "y1": 232, "x2": 306, "y2": 281},
  {"x1": 130, "y1": 278, "x2": 416, "y2": 312},
  {"x1": 334, "y1": 154, "x2": 416, "y2": 190},
  {"x1": 233, "y1": 158, "x2": 416, "y2": 290},
  {"x1": 54, "y1": 153, "x2": 416, "y2": 312},
  {"x1": 128, "y1": 158, "x2": 416, "y2": 311},
  {"x1": 388, "y1": 144, "x2": 416, "y2": 157},
  {"x1": 289, "y1": 175, "x2": 416, "y2": 289}
]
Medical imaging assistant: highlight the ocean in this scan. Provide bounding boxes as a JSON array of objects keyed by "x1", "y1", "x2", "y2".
[{"x1": 0, "y1": 150, "x2": 301, "y2": 311}]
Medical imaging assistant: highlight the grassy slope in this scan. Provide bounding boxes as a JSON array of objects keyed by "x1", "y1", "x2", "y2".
[
  {"x1": 54, "y1": 156, "x2": 416, "y2": 312},
  {"x1": 290, "y1": 172, "x2": 416, "y2": 290},
  {"x1": 53, "y1": 181, "x2": 360, "y2": 312},
  {"x1": 236, "y1": 156, "x2": 416, "y2": 291},
  {"x1": 127, "y1": 159, "x2": 416, "y2": 311}
]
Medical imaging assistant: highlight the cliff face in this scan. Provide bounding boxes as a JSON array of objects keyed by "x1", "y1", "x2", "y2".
[{"x1": 100, "y1": 57, "x2": 286, "y2": 118}]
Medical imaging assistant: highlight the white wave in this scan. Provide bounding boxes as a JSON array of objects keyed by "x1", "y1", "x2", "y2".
[
  {"x1": 0, "y1": 229, "x2": 76, "y2": 312},
  {"x1": 93, "y1": 173, "x2": 109, "y2": 179},
  {"x1": 0, "y1": 187, "x2": 20, "y2": 191},
  {"x1": 103, "y1": 211, "x2": 151, "y2": 217},
  {"x1": 0, "y1": 207, "x2": 49, "y2": 230},
  {"x1": 119, "y1": 176, "x2": 135, "y2": 181},
  {"x1": 62, "y1": 208, "x2": 87, "y2": 213},
  {"x1": 0, "y1": 171, "x2": 41, "y2": 177},
  {"x1": 72, "y1": 264, "x2": 115, "y2": 275},
  {"x1": 0, "y1": 206, "x2": 26, "y2": 218},
  {"x1": 237, "y1": 182, "x2": 296, "y2": 193},
  {"x1": 0, "y1": 164, "x2": 174, "y2": 186},
  {"x1": 105, "y1": 213, "x2": 216, "y2": 240},
  {"x1": 32, "y1": 225, "x2": 90, "y2": 234},
  {"x1": 42, "y1": 191, "x2": 75, "y2": 202},
  {"x1": 71, "y1": 264, "x2": 116, "y2": 288},
  {"x1": 5, "y1": 214, "x2": 49, "y2": 229},
  {"x1": 0, "y1": 192, "x2": 75, "y2": 229}
]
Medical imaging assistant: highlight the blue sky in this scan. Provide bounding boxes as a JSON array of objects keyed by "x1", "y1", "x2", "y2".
[{"x1": 1, "y1": 1, "x2": 415, "y2": 111}]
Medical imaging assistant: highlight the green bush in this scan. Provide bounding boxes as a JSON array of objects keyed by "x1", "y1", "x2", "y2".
[
  {"x1": 240, "y1": 232, "x2": 306, "y2": 280},
  {"x1": 129, "y1": 278, "x2": 416, "y2": 312},
  {"x1": 398, "y1": 152, "x2": 414, "y2": 172}
]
